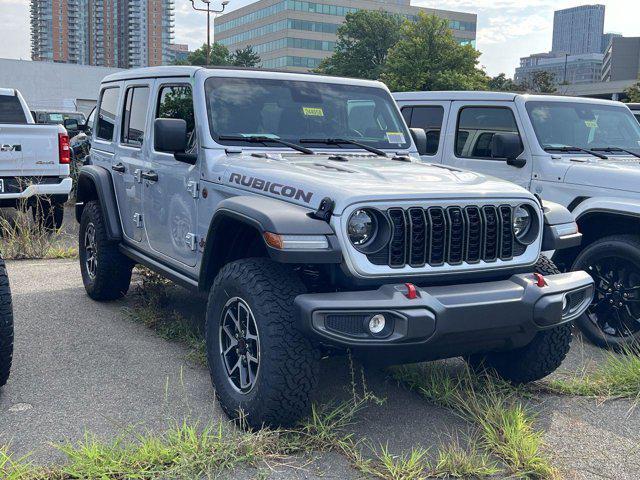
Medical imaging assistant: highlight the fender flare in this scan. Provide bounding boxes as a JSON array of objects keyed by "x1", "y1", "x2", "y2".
[
  {"x1": 540, "y1": 199, "x2": 582, "y2": 251},
  {"x1": 571, "y1": 197, "x2": 640, "y2": 222},
  {"x1": 75, "y1": 165, "x2": 122, "y2": 241},
  {"x1": 199, "y1": 195, "x2": 342, "y2": 291}
]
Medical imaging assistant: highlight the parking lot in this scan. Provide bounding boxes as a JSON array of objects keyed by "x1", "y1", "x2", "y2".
[{"x1": 1, "y1": 257, "x2": 639, "y2": 479}]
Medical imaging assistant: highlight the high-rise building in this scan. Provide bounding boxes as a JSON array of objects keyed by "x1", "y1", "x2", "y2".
[
  {"x1": 30, "y1": 0, "x2": 174, "y2": 68},
  {"x1": 552, "y1": 4, "x2": 605, "y2": 55},
  {"x1": 602, "y1": 37, "x2": 640, "y2": 82},
  {"x1": 601, "y1": 32, "x2": 622, "y2": 54},
  {"x1": 215, "y1": 0, "x2": 477, "y2": 72},
  {"x1": 515, "y1": 52, "x2": 604, "y2": 86}
]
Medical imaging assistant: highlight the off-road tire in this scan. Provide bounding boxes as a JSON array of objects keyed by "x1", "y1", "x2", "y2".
[
  {"x1": 79, "y1": 200, "x2": 133, "y2": 301},
  {"x1": 32, "y1": 201, "x2": 64, "y2": 231},
  {"x1": 467, "y1": 256, "x2": 572, "y2": 383},
  {"x1": 0, "y1": 259, "x2": 13, "y2": 387},
  {"x1": 205, "y1": 258, "x2": 320, "y2": 428},
  {"x1": 572, "y1": 235, "x2": 640, "y2": 350}
]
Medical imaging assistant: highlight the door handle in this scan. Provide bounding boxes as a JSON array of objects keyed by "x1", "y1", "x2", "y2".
[
  {"x1": 111, "y1": 163, "x2": 126, "y2": 173},
  {"x1": 141, "y1": 170, "x2": 158, "y2": 182}
]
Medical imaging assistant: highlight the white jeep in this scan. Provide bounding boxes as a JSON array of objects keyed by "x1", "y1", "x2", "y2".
[
  {"x1": 75, "y1": 67, "x2": 593, "y2": 427},
  {"x1": 395, "y1": 91, "x2": 640, "y2": 349}
]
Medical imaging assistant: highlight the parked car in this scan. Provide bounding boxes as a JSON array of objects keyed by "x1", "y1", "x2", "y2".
[
  {"x1": 628, "y1": 103, "x2": 640, "y2": 124},
  {"x1": 0, "y1": 256, "x2": 13, "y2": 387},
  {"x1": 32, "y1": 110, "x2": 86, "y2": 134},
  {"x1": 0, "y1": 88, "x2": 73, "y2": 229},
  {"x1": 76, "y1": 67, "x2": 593, "y2": 427},
  {"x1": 394, "y1": 91, "x2": 640, "y2": 349}
]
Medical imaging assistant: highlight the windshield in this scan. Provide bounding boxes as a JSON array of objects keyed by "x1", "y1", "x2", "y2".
[
  {"x1": 204, "y1": 77, "x2": 411, "y2": 150},
  {"x1": 526, "y1": 101, "x2": 640, "y2": 154},
  {"x1": 38, "y1": 112, "x2": 86, "y2": 125}
]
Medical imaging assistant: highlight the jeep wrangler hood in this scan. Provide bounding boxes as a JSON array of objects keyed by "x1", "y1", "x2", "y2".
[
  {"x1": 217, "y1": 153, "x2": 533, "y2": 214},
  {"x1": 565, "y1": 156, "x2": 640, "y2": 194}
]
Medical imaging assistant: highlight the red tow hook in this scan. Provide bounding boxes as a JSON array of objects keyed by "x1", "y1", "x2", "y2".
[
  {"x1": 405, "y1": 283, "x2": 419, "y2": 299},
  {"x1": 533, "y1": 273, "x2": 547, "y2": 287}
]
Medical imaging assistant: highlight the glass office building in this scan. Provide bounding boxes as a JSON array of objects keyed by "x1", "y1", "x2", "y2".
[{"x1": 215, "y1": 0, "x2": 477, "y2": 71}]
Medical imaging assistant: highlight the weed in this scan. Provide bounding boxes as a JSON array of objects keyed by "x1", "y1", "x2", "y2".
[{"x1": 430, "y1": 436, "x2": 499, "y2": 478}]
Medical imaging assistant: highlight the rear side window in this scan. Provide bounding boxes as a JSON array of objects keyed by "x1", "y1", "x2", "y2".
[
  {"x1": 96, "y1": 87, "x2": 120, "y2": 142},
  {"x1": 121, "y1": 87, "x2": 150, "y2": 147},
  {"x1": 403, "y1": 106, "x2": 444, "y2": 155},
  {"x1": 157, "y1": 85, "x2": 195, "y2": 149},
  {"x1": 0, "y1": 95, "x2": 27, "y2": 124},
  {"x1": 455, "y1": 107, "x2": 523, "y2": 159}
]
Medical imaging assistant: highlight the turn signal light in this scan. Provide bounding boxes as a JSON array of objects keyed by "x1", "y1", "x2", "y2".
[{"x1": 58, "y1": 133, "x2": 71, "y2": 164}]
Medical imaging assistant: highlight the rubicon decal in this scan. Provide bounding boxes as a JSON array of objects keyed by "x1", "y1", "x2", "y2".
[{"x1": 229, "y1": 173, "x2": 314, "y2": 204}]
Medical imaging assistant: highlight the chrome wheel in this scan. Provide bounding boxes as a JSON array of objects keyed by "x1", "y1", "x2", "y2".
[
  {"x1": 219, "y1": 297, "x2": 260, "y2": 394},
  {"x1": 84, "y1": 222, "x2": 97, "y2": 280}
]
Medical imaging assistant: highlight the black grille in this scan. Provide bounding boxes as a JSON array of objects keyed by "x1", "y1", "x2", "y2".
[
  {"x1": 368, "y1": 204, "x2": 521, "y2": 268},
  {"x1": 325, "y1": 314, "x2": 367, "y2": 336}
]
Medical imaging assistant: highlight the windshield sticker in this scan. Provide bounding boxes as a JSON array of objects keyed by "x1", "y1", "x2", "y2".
[
  {"x1": 584, "y1": 120, "x2": 598, "y2": 128},
  {"x1": 302, "y1": 107, "x2": 324, "y2": 117},
  {"x1": 49, "y1": 113, "x2": 64, "y2": 121},
  {"x1": 386, "y1": 132, "x2": 406, "y2": 144}
]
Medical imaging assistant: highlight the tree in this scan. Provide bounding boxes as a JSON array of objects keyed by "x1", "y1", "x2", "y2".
[
  {"x1": 381, "y1": 14, "x2": 488, "y2": 92},
  {"x1": 184, "y1": 43, "x2": 232, "y2": 66},
  {"x1": 488, "y1": 73, "x2": 521, "y2": 92},
  {"x1": 521, "y1": 70, "x2": 557, "y2": 94},
  {"x1": 624, "y1": 82, "x2": 640, "y2": 103},
  {"x1": 315, "y1": 10, "x2": 403, "y2": 80},
  {"x1": 230, "y1": 46, "x2": 261, "y2": 67}
]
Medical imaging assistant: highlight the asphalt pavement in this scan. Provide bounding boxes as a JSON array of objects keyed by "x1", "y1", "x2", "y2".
[{"x1": 1, "y1": 258, "x2": 639, "y2": 479}]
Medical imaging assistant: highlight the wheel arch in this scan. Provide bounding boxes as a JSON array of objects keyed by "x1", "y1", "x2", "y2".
[{"x1": 75, "y1": 165, "x2": 122, "y2": 241}]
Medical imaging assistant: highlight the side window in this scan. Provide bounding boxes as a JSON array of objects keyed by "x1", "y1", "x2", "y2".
[
  {"x1": 96, "y1": 87, "x2": 120, "y2": 142},
  {"x1": 455, "y1": 107, "x2": 523, "y2": 159},
  {"x1": 157, "y1": 85, "x2": 195, "y2": 150},
  {"x1": 408, "y1": 106, "x2": 444, "y2": 155},
  {"x1": 0, "y1": 96, "x2": 27, "y2": 124},
  {"x1": 121, "y1": 86, "x2": 150, "y2": 147}
]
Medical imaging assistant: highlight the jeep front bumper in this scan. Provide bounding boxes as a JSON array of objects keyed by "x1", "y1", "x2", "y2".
[{"x1": 295, "y1": 271, "x2": 594, "y2": 362}]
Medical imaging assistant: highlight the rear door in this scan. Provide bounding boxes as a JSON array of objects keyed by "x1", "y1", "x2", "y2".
[
  {"x1": 399, "y1": 101, "x2": 450, "y2": 163},
  {"x1": 443, "y1": 101, "x2": 533, "y2": 189}
]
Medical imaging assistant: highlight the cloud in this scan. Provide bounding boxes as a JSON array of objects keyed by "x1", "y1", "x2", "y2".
[{"x1": 479, "y1": 13, "x2": 551, "y2": 45}]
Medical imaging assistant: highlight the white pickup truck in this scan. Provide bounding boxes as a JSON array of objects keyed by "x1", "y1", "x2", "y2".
[
  {"x1": 0, "y1": 88, "x2": 72, "y2": 229},
  {"x1": 394, "y1": 91, "x2": 640, "y2": 349}
]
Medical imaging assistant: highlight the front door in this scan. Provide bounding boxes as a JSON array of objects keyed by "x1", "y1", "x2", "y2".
[
  {"x1": 399, "y1": 101, "x2": 450, "y2": 164},
  {"x1": 443, "y1": 102, "x2": 533, "y2": 190},
  {"x1": 142, "y1": 81, "x2": 199, "y2": 267}
]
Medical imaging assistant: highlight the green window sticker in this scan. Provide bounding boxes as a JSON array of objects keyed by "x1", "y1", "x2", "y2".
[
  {"x1": 302, "y1": 107, "x2": 324, "y2": 117},
  {"x1": 386, "y1": 131, "x2": 406, "y2": 144},
  {"x1": 584, "y1": 120, "x2": 598, "y2": 128}
]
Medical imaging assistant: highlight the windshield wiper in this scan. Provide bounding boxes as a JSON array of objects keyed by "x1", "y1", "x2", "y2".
[
  {"x1": 543, "y1": 145, "x2": 608, "y2": 159},
  {"x1": 590, "y1": 147, "x2": 640, "y2": 159},
  {"x1": 218, "y1": 135, "x2": 314, "y2": 155},
  {"x1": 299, "y1": 138, "x2": 388, "y2": 157}
]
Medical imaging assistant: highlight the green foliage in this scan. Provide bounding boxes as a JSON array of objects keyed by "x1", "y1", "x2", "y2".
[
  {"x1": 381, "y1": 14, "x2": 488, "y2": 92},
  {"x1": 315, "y1": 10, "x2": 403, "y2": 80},
  {"x1": 230, "y1": 45, "x2": 261, "y2": 67},
  {"x1": 521, "y1": 71, "x2": 557, "y2": 94},
  {"x1": 625, "y1": 82, "x2": 640, "y2": 103},
  {"x1": 488, "y1": 73, "x2": 522, "y2": 92}
]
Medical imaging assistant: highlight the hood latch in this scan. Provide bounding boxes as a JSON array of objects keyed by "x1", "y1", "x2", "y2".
[{"x1": 308, "y1": 197, "x2": 335, "y2": 223}]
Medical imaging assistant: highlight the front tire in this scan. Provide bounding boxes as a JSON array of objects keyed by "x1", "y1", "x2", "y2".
[
  {"x1": 572, "y1": 235, "x2": 640, "y2": 350},
  {"x1": 79, "y1": 201, "x2": 133, "y2": 301},
  {"x1": 0, "y1": 258, "x2": 13, "y2": 387},
  {"x1": 205, "y1": 258, "x2": 320, "y2": 429},
  {"x1": 467, "y1": 256, "x2": 572, "y2": 383}
]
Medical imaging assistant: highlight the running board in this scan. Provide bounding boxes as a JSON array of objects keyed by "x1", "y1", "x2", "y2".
[{"x1": 119, "y1": 244, "x2": 200, "y2": 292}]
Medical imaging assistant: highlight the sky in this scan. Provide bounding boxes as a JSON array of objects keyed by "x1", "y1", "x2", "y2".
[{"x1": 1, "y1": 0, "x2": 638, "y2": 77}]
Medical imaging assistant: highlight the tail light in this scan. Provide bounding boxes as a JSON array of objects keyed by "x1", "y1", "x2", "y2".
[{"x1": 58, "y1": 132, "x2": 70, "y2": 164}]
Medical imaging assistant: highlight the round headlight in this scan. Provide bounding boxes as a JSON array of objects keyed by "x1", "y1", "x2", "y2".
[
  {"x1": 348, "y1": 209, "x2": 377, "y2": 247},
  {"x1": 513, "y1": 205, "x2": 532, "y2": 239}
]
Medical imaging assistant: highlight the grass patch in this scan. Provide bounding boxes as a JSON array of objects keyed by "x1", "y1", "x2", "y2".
[
  {"x1": 0, "y1": 206, "x2": 76, "y2": 260},
  {"x1": 546, "y1": 348, "x2": 640, "y2": 401},
  {"x1": 129, "y1": 267, "x2": 207, "y2": 366},
  {"x1": 393, "y1": 363, "x2": 559, "y2": 479}
]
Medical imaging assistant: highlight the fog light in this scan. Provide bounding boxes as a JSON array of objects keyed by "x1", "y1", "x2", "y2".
[{"x1": 368, "y1": 314, "x2": 386, "y2": 334}]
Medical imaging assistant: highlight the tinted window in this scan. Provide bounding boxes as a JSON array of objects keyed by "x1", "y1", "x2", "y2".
[
  {"x1": 96, "y1": 88, "x2": 120, "y2": 141},
  {"x1": 408, "y1": 106, "x2": 444, "y2": 155},
  {"x1": 157, "y1": 85, "x2": 195, "y2": 149},
  {"x1": 0, "y1": 95, "x2": 27, "y2": 124},
  {"x1": 122, "y1": 87, "x2": 150, "y2": 147},
  {"x1": 456, "y1": 107, "x2": 522, "y2": 159}
]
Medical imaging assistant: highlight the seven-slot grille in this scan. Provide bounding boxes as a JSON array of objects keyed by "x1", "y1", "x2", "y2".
[{"x1": 367, "y1": 205, "x2": 522, "y2": 268}]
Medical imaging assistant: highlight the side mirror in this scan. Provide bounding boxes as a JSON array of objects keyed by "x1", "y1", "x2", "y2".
[
  {"x1": 409, "y1": 128, "x2": 428, "y2": 156},
  {"x1": 64, "y1": 118, "x2": 79, "y2": 131},
  {"x1": 490, "y1": 132, "x2": 526, "y2": 167},
  {"x1": 154, "y1": 118, "x2": 196, "y2": 165}
]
